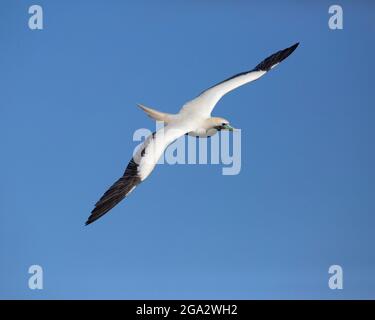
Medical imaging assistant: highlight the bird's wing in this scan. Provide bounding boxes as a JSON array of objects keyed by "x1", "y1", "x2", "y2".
[
  {"x1": 86, "y1": 123, "x2": 189, "y2": 225},
  {"x1": 180, "y1": 43, "x2": 299, "y2": 117}
]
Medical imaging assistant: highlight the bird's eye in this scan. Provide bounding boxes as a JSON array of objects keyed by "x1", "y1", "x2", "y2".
[{"x1": 222, "y1": 123, "x2": 226, "y2": 125}]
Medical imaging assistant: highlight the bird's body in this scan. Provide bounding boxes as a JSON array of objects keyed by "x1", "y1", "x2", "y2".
[{"x1": 86, "y1": 43, "x2": 299, "y2": 225}]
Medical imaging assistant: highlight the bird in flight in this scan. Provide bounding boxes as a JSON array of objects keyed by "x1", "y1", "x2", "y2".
[{"x1": 86, "y1": 42, "x2": 299, "y2": 225}]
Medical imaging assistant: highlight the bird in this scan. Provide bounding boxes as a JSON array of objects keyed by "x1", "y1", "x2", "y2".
[{"x1": 86, "y1": 42, "x2": 299, "y2": 225}]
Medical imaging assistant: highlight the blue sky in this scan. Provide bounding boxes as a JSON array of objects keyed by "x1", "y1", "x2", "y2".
[{"x1": 1, "y1": 0, "x2": 374, "y2": 299}]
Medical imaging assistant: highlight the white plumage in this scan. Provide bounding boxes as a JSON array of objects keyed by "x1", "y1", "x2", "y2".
[{"x1": 86, "y1": 42, "x2": 299, "y2": 225}]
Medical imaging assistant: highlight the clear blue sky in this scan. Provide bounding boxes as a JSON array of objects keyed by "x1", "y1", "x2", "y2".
[{"x1": 1, "y1": 0, "x2": 374, "y2": 299}]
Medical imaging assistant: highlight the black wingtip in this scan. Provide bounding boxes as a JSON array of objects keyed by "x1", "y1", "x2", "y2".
[
  {"x1": 85, "y1": 158, "x2": 142, "y2": 226},
  {"x1": 84, "y1": 214, "x2": 96, "y2": 226},
  {"x1": 85, "y1": 207, "x2": 108, "y2": 226},
  {"x1": 290, "y1": 42, "x2": 300, "y2": 53},
  {"x1": 85, "y1": 206, "x2": 111, "y2": 226},
  {"x1": 255, "y1": 42, "x2": 300, "y2": 71},
  {"x1": 292, "y1": 42, "x2": 300, "y2": 48}
]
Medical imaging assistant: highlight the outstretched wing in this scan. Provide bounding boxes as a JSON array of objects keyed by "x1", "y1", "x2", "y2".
[
  {"x1": 180, "y1": 42, "x2": 299, "y2": 117},
  {"x1": 86, "y1": 124, "x2": 189, "y2": 225}
]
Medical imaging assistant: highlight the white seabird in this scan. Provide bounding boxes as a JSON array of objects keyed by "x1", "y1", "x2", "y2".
[{"x1": 86, "y1": 42, "x2": 299, "y2": 225}]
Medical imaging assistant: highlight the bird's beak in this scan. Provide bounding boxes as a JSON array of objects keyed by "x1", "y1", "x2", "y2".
[{"x1": 222, "y1": 124, "x2": 235, "y2": 131}]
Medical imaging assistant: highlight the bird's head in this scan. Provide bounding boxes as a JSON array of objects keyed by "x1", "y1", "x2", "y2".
[{"x1": 211, "y1": 117, "x2": 235, "y2": 131}]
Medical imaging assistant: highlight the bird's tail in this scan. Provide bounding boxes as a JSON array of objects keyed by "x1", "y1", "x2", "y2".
[{"x1": 137, "y1": 104, "x2": 176, "y2": 123}]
